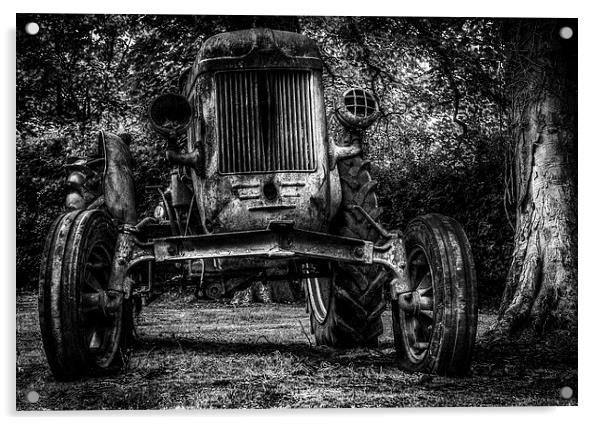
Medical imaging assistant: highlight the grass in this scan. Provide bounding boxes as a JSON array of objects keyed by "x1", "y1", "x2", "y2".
[{"x1": 16, "y1": 291, "x2": 577, "y2": 409}]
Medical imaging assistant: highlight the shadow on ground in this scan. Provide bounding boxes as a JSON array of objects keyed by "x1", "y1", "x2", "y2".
[{"x1": 16, "y1": 291, "x2": 577, "y2": 409}]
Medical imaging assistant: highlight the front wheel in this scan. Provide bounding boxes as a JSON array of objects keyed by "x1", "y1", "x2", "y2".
[
  {"x1": 39, "y1": 209, "x2": 126, "y2": 380},
  {"x1": 392, "y1": 214, "x2": 477, "y2": 376}
]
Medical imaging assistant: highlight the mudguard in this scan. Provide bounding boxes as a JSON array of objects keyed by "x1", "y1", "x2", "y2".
[{"x1": 98, "y1": 131, "x2": 137, "y2": 225}]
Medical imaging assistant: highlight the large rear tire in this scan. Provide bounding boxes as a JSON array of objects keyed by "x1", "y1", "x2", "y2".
[
  {"x1": 392, "y1": 214, "x2": 478, "y2": 376},
  {"x1": 39, "y1": 209, "x2": 127, "y2": 380},
  {"x1": 306, "y1": 156, "x2": 387, "y2": 347}
]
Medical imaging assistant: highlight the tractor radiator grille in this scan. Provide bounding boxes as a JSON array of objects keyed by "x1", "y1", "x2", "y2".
[{"x1": 215, "y1": 70, "x2": 316, "y2": 174}]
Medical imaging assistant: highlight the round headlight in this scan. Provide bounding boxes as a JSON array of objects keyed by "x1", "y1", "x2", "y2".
[
  {"x1": 336, "y1": 88, "x2": 380, "y2": 129},
  {"x1": 148, "y1": 93, "x2": 193, "y2": 138}
]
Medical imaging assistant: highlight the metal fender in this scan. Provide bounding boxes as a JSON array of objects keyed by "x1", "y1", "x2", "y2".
[{"x1": 98, "y1": 131, "x2": 137, "y2": 225}]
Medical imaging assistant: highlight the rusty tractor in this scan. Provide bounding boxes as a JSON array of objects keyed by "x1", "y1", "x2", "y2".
[{"x1": 39, "y1": 27, "x2": 478, "y2": 380}]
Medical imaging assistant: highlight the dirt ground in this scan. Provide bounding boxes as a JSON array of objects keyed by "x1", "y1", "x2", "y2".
[{"x1": 16, "y1": 291, "x2": 577, "y2": 409}]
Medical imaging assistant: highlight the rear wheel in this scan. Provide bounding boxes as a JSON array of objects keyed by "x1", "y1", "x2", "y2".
[
  {"x1": 392, "y1": 214, "x2": 477, "y2": 376},
  {"x1": 306, "y1": 266, "x2": 387, "y2": 348},
  {"x1": 39, "y1": 209, "x2": 126, "y2": 380},
  {"x1": 306, "y1": 156, "x2": 387, "y2": 347}
]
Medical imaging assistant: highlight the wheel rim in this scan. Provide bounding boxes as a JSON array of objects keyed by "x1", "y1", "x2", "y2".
[
  {"x1": 80, "y1": 242, "x2": 121, "y2": 368},
  {"x1": 401, "y1": 245, "x2": 435, "y2": 362}
]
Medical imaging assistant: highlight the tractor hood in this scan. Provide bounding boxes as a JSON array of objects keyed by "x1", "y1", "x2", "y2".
[
  {"x1": 183, "y1": 28, "x2": 322, "y2": 93},
  {"x1": 198, "y1": 28, "x2": 321, "y2": 61}
]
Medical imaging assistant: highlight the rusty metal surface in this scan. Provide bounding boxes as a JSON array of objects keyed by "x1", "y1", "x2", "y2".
[
  {"x1": 119, "y1": 223, "x2": 412, "y2": 300},
  {"x1": 187, "y1": 66, "x2": 334, "y2": 234},
  {"x1": 169, "y1": 170, "x2": 193, "y2": 208},
  {"x1": 166, "y1": 150, "x2": 201, "y2": 168},
  {"x1": 152, "y1": 223, "x2": 374, "y2": 265},
  {"x1": 99, "y1": 131, "x2": 136, "y2": 225},
  {"x1": 328, "y1": 129, "x2": 363, "y2": 171},
  {"x1": 372, "y1": 233, "x2": 412, "y2": 296},
  {"x1": 199, "y1": 28, "x2": 320, "y2": 61},
  {"x1": 171, "y1": 27, "x2": 338, "y2": 234},
  {"x1": 107, "y1": 227, "x2": 154, "y2": 298},
  {"x1": 184, "y1": 28, "x2": 322, "y2": 91}
]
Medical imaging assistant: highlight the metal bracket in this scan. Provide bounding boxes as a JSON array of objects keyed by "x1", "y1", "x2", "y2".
[
  {"x1": 349, "y1": 205, "x2": 394, "y2": 240},
  {"x1": 328, "y1": 130, "x2": 362, "y2": 170},
  {"x1": 372, "y1": 233, "x2": 412, "y2": 296},
  {"x1": 107, "y1": 227, "x2": 154, "y2": 297}
]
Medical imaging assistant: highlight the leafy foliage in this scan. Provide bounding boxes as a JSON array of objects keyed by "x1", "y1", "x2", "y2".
[{"x1": 16, "y1": 15, "x2": 513, "y2": 302}]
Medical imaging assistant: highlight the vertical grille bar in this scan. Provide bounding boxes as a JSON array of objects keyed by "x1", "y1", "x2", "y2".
[
  {"x1": 289, "y1": 73, "x2": 297, "y2": 170},
  {"x1": 251, "y1": 74, "x2": 265, "y2": 172},
  {"x1": 282, "y1": 72, "x2": 291, "y2": 170},
  {"x1": 241, "y1": 73, "x2": 249, "y2": 172},
  {"x1": 215, "y1": 69, "x2": 315, "y2": 174},
  {"x1": 216, "y1": 74, "x2": 225, "y2": 172},
  {"x1": 291, "y1": 74, "x2": 304, "y2": 168},
  {"x1": 228, "y1": 73, "x2": 236, "y2": 173},
  {"x1": 234, "y1": 73, "x2": 243, "y2": 172},
  {"x1": 302, "y1": 72, "x2": 313, "y2": 167},
  {"x1": 276, "y1": 73, "x2": 285, "y2": 170},
  {"x1": 307, "y1": 74, "x2": 316, "y2": 167}
]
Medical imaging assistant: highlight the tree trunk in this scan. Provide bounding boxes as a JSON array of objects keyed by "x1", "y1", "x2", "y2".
[{"x1": 497, "y1": 19, "x2": 577, "y2": 335}]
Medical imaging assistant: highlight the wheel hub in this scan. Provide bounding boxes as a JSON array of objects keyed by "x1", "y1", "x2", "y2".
[
  {"x1": 82, "y1": 289, "x2": 123, "y2": 316},
  {"x1": 399, "y1": 290, "x2": 423, "y2": 316},
  {"x1": 398, "y1": 247, "x2": 435, "y2": 359}
]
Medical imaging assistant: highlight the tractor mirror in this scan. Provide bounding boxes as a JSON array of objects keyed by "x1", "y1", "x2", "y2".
[
  {"x1": 148, "y1": 93, "x2": 193, "y2": 138},
  {"x1": 335, "y1": 88, "x2": 380, "y2": 129}
]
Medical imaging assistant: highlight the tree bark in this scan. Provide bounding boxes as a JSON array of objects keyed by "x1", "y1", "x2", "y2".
[{"x1": 497, "y1": 19, "x2": 577, "y2": 335}]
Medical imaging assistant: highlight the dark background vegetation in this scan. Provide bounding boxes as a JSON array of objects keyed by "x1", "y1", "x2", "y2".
[{"x1": 16, "y1": 15, "x2": 514, "y2": 307}]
